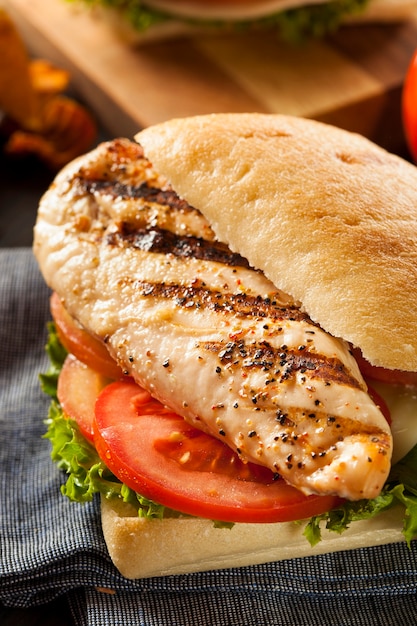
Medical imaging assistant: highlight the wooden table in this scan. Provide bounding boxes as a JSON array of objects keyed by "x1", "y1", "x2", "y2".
[{"x1": 3, "y1": 0, "x2": 417, "y2": 155}]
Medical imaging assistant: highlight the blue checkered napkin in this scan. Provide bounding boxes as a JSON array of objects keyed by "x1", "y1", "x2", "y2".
[{"x1": 1, "y1": 248, "x2": 417, "y2": 626}]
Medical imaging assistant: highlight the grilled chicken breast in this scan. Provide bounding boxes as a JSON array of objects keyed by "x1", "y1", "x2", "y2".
[{"x1": 34, "y1": 138, "x2": 392, "y2": 501}]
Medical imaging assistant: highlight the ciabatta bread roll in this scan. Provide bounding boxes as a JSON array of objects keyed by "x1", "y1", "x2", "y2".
[{"x1": 34, "y1": 113, "x2": 417, "y2": 580}]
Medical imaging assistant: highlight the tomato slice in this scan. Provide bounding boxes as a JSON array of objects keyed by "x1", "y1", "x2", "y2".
[
  {"x1": 50, "y1": 292, "x2": 123, "y2": 380},
  {"x1": 93, "y1": 380, "x2": 341, "y2": 524},
  {"x1": 352, "y1": 347, "x2": 417, "y2": 387},
  {"x1": 57, "y1": 354, "x2": 111, "y2": 442}
]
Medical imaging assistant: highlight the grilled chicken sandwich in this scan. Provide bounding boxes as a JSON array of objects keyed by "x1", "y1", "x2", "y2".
[
  {"x1": 75, "y1": 0, "x2": 417, "y2": 43},
  {"x1": 33, "y1": 113, "x2": 417, "y2": 579}
]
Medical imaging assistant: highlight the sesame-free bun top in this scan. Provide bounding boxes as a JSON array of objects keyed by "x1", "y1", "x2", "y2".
[{"x1": 136, "y1": 113, "x2": 417, "y2": 372}]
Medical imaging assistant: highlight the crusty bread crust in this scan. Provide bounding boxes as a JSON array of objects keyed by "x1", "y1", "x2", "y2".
[
  {"x1": 136, "y1": 113, "x2": 417, "y2": 372},
  {"x1": 101, "y1": 496, "x2": 405, "y2": 579}
]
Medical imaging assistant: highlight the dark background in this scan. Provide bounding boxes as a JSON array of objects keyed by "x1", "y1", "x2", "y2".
[
  {"x1": 0, "y1": 150, "x2": 57, "y2": 247},
  {"x1": 0, "y1": 115, "x2": 110, "y2": 625},
  {"x1": 0, "y1": 117, "x2": 111, "y2": 248}
]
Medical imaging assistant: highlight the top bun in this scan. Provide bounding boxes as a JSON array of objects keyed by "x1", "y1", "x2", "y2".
[{"x1": 136, "y1": 113, "x2": 417, "y2": 372}]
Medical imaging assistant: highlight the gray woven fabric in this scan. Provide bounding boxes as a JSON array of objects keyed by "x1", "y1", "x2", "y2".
[{"x1": 1, "y1": 248, "x2": 417, "y2": 626}]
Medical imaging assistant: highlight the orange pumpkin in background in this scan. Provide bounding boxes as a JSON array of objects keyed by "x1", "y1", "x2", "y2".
[{"x1": 403, "y1": 48, "x2": 417, "y2": 163}]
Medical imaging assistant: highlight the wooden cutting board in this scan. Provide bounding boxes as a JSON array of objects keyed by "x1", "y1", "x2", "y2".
[{"x1": 4, "y1": 0, "x2": 417, "y2": 153}]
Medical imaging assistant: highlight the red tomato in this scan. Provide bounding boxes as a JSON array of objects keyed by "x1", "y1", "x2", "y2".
[
  {"x1": 50, "y1": 292, "x2": 123, "y2": 380},
  {"x1": 367, "y1": 384, "x2": 391, "y2": 426},
  {"x1": 403, "y1": 48, "x2": 417, "y2": 163},
  {"x1": 93, "y1": 380, "x2": 341, "y2": 524},
  {"x1": 57, "y1": 354, "x2": 111, "y2": 442},
  {"x1": 352, "y1": 347, "x2": 417, "y2": 387}
]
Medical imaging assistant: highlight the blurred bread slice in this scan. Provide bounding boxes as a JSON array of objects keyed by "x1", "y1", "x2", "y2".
[{"x1": 89, "y1": 0, "x2": 417, "y2": 44}]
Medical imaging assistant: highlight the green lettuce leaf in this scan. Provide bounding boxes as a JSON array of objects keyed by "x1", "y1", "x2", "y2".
[
  {"x1": 41, "y1": 324, "x2": 175, "y2": 518},
  {"x1": 44, "y1": 396, "x2": 180, "y2": 517},
  {"x1": 39, "y1": 322, "x2": 68, "y2": 399},
  {"x1": 304, "y1": 445, "x2": 417, "y2": 547}
]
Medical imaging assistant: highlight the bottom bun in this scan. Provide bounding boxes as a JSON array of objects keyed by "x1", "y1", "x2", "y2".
[{"x1": 101, "y1": 497, "x2": 406, "y2": 579}]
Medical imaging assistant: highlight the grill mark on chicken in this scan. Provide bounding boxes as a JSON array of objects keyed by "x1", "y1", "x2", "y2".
[
  {"x1": 202, "y1": 339, "x2": 362, "y2": 389},
  {"x1": 84, "y1": 179, "x2": 194, "y2": 213},
  {"x1": 107, "y1": 226, "x2": 251, "y2": 268},
  {"x1": 125, "y1": 280, "x2": 302, "y2": 319},
  {"x1": 74, "y1": 159, "x2": 218, "y2": 240},
  {"x1": 120, "y1": 280, "x2": 359, "y2": 386}
]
